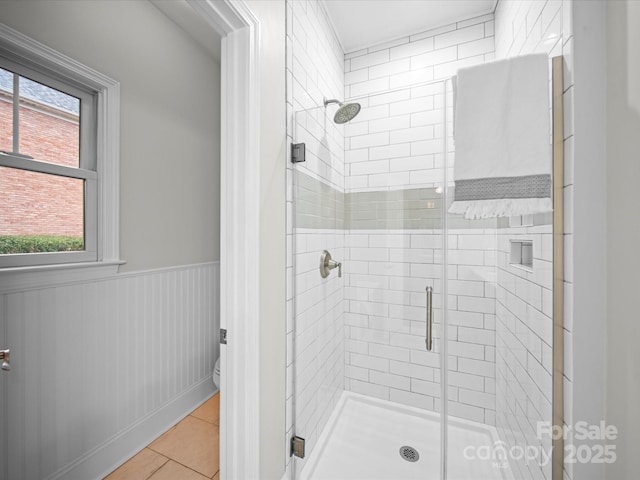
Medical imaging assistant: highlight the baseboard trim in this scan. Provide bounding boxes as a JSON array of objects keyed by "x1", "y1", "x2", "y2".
[{"x1": 47, "y1": 377, "x2": 216, "y2": 480}]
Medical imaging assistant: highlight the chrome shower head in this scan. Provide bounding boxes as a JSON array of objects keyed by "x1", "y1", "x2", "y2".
[
  {"x1": 334, "y1": 102, "x2": 361, "y2": 124},
  {"x1": 323, "y1": 97, "x2": 361, "y2": 124}
]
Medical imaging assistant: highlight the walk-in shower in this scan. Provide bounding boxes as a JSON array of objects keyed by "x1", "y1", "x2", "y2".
[{"x1": 286, "y1": 4, "x2": 564, "y2": 479}]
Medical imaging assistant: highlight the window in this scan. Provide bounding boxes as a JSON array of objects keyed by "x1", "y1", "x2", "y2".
[
  {"x1": 0, "y1": 24, "x2": 120, "y2": 271},
  {"x1": 0, "y1": 61, "x2": 97, "y2": 267}
]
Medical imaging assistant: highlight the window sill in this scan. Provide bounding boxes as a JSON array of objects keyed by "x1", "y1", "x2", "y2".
[{"x1": 0, "y1": 260, "x2": 126, "y2": 294}]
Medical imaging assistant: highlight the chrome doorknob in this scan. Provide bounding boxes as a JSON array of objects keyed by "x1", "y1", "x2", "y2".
[{"x1": 0, "y1": 349, "x2": 10, "y2": 371}]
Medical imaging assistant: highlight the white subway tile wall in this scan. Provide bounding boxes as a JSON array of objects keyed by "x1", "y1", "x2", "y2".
[
  {"x1": 496, "y1": 223, "x2": 553, "y2": 480},
  {"x1": 286, "y1": 0, "x2": 347, "y2": 473},
  {"x1": 343, "y1": 15, "x2": 494, "y2": 193},
  {"x1": 343, "y1": 228, "x2": 499, "y2": 426},
  {"x1": 293, "y1": 228, "x2": 345, "y2": 469},
  {"x1": 341, "y1": 14, "x2": 498, "y2": 426},
  {"x1": 494, "y1": 1, "x2": 572, "y2": 479}
]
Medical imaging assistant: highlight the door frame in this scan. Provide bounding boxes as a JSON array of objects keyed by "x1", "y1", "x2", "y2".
[{"x1": 181, "y1": 1, "x2": 262, "y2": 478}]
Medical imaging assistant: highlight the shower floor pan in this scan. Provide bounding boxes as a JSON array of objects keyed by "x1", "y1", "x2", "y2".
[{"x1": 298, "y1": 391, "x2": 514, "y2": 480}]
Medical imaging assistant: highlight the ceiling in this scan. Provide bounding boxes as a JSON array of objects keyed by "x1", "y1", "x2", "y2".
[
  {"x1": 153, "y1": 0, "x2": 497, "y2": 65},
  {"x1": 324, "y1": 0, "x2": 497, "y2": 53}
]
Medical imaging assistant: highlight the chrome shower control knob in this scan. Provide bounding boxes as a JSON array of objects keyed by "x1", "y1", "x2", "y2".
[{"x1": 320, "y1": 250, "x2": 342, "y2": 279}]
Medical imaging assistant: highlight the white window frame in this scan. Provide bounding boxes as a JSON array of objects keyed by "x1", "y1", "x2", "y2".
[
  {"x1": 0, "y1": 58, "x2": 98, "y2": 267},
  {"x1": 0, "y1": 23, "x2": 121, "y2": 285}
]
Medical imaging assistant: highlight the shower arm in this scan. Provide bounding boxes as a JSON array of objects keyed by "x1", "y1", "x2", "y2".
[{"x1": 323, "y1": 97, "x2": 342, "y2": 107}]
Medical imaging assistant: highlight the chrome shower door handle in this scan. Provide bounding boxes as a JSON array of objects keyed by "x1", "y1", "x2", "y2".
[{"x1": 425, "y1": 286, "x2": 433, "y2": 352}]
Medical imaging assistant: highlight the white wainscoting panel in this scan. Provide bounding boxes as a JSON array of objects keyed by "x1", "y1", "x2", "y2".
[{"x1": 0, "y1": 261, "x2": 219, "y2": 480}]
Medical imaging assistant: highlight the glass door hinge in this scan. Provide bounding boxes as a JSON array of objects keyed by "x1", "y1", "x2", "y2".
[
  {"x1": 220, "y1": 328, "x2": 227, "y2": 345},
  {"x1": 291, "y1": 435, "x2": 305, "y2": 458},
  {"x1": 291, "y1": 142, "x2": 306, "y2": 163}
]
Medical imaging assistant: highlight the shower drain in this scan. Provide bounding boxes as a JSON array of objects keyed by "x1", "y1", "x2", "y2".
[{"x1": 399, "y1": 446, "x2": 420, "y2": 462}]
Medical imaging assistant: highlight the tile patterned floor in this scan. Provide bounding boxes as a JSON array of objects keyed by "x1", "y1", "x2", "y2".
[{"x1": 105, "y1": 394, "x2": 220, "y2": 480}]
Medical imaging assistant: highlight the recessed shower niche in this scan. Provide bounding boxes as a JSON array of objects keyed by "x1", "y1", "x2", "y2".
[{"x1": 510, "y1": 239, "x2": 534, "y2": 270}]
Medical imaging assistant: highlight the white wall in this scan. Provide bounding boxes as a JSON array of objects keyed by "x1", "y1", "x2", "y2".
[
  {"x1": 0, "y1": 0, "x2": 221, "y2": 272},
  {"x1": 242, "y1": 1, "x2": 288, "y2": 479},
  {"x1": 0, "y1": 263, "x2": 219, "y2": 479},
  {"x1": 568, "y1": 2, "x2": 606, "y2": 479},
  {"x1": 0, "y1": 1, "x2": 222, "y2": 478},
  {"x1": 606, "y1": 1, "x2": 640, "y2": 477}
]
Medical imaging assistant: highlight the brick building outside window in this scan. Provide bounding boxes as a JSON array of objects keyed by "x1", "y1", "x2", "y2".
[{"x1": 0, "y1": 67, "x2": 84, "y2": 245}]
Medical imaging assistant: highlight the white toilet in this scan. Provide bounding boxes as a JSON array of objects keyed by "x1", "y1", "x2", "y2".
[{"x1": 213, "y1": 357, "x2": 220, "y2": 390}]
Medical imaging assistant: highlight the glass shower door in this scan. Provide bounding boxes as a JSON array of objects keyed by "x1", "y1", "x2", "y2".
[
  {"x1": 290, "y1": 103, "x2": 352, "y2": 478},
  {"x1": 290, "y1": 82, "x2": 449, "y2": 480},
  {"x1": 444, "y1": 56, "x2": 558, "y2": 480},
  {"x1": 441, "y1": 74, "x2": 507, "y2": 477}
]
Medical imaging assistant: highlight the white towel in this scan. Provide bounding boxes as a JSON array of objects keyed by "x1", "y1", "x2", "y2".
[{"x1": 449, "y1": 54, "x2": 552, "y2": 219}]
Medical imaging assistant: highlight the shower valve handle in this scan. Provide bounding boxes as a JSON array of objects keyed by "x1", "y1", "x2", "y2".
[
  {"x1": 320, "y1": 250, "x2": 342, "y2": 278},
  {"x1": 328, "y1": 259, "x2": 342, "y2": 278}
]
